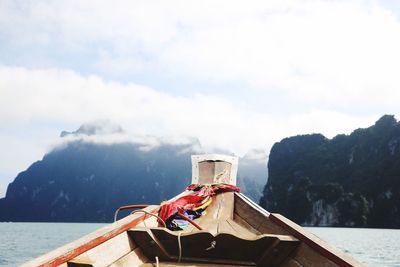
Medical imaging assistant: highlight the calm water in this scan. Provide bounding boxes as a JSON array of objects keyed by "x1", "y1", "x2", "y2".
[
  {"x1": 0, "y1": 223, "x2": 399, "y2": 266},
  {"x1": 0, "y1": 222, "x2": 106, "y2": 266},
  {"x1": 307, "y1": 227, "x2": 400, "y2": 267}
]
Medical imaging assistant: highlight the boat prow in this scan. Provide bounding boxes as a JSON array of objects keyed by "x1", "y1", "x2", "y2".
[{"x1": 23, "y1": 154, "x2": 364, "y2": 267}]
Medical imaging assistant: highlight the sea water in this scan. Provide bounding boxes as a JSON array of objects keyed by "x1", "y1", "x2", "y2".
[
  {"x1": 307, "y1": 227, "x2": 400, "y2": 267},
  {"x1": 0, "y1": 223, "x2": 399, "y2": 267},
  {"x1": 0, "y1": 222, "x2": 106, "y2": 266}
]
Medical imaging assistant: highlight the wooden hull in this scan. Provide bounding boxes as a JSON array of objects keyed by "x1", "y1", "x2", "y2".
[{"x1": 22, "y1": 192, "x2": 364, "y2": 267}]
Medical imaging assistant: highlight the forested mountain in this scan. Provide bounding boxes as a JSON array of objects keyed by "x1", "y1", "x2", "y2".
[
  {"x1": 0, "y1": 141, "x2": 193, "y2": 222},
  {"x1": 0, "y1": 123, "x2": 266, "y2": 222},
  {"x1": 260, "y1": 115, "x2": 400, "y2": 228}
]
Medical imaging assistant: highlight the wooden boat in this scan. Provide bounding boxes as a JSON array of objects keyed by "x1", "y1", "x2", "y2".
[{"x1": 23, "y1": 154, "x2": 364, "y2": 267}]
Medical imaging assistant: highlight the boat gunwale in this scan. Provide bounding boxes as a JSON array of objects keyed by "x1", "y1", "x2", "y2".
[
  {"x1": 234, "y1": 192, "x2": 363, "y2": 267},
  {"x1": 21, "y1": 205, "x2": 159, "y2": 267},
  {"x1": 23, "y1": 192, "x2": 363, "y2": 267}
]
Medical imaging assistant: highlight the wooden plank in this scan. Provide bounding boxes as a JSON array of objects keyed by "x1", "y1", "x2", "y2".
[
  {"x1": 290, "y1": 243, "x2": 337, "y2": 267},
  {"x1": 233, "y1": 193, "x2": 288, "y2": 235},
  {"x1": 185, "y1": 192, "x2": 235, "y2": 235},
  {"x1": 257, "y1": 238, "x2": 299, "y2": 267},
  {"x1": 67, "y1": 256, "x2": 93, "y2": 267},
  {"x1": 68, "y1": 232, "x2": 133, "y2": 267},
  {"x1": 281, "y1": 258, "x2": 304, "y2": 267},
  {"x1": 269, "y1": 213, "x2": 364, "y2": 267},
  {"x1": 128, "y1": 229, "x2": 171, "y2": 262},
  {"x1": 140, "y1": 263, "x2": 250, "y2": 267},
  {"x1": 215, "y1": 192, "x2": 234, "y2": 235},
  {"x1": 21, "y1": 205, "x2": 158, "y2": 267},
  {"x1": 172, "y1": 191, "x2": 236, "y2": 235},
  {"x1": 191, "y1": 154, "x2": 238, "y2": 185},
  {"x1": 193, "y1": 198, "x2": 219, "y2": 235},
  {"x1": 184, "y1": 197, "x2": 218, "y2": 234},
  {"x1": 135, "y1": 213, "x2": 159, "y2": 228},
  {"x1": 140, "y1": 228, "x2": 297, "y2": 265},
  {"x1": 231, "y1": 213, "x2": 261, "y2": 236},
  {"x1": 216, "y1": 220, "x2": 237, "y2": 236},
  {"x1": 67, "y1": 262, "x2": 92, "y2": 267},
  {"x1": 233, "y1": 193, "x2": 362, "y2": 266},
  {"x1": 108, "y1": 247, "x2": 148, "y2": 267},
  {"x1": 221, "y1": 219, "x2": 258, "y2": 239}
]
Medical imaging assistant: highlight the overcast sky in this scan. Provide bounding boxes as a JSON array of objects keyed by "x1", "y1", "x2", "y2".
[{"x1": 1, "y1": 0, "x2": 400, "y2": 197}]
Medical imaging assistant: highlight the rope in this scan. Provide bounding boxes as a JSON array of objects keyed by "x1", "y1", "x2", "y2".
[
  {"x1": 178, "y1": 232, "x2": 182, "y2": 262},
  {"x1": 114, "y1": 204, "x2": 149, "y2": 222},
  {"x1": 130, "y1": 209, "x2": 166, "y2": 228}
]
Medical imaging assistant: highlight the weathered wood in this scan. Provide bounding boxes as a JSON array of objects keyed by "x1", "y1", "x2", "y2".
[
  {"x1": 234, "y1": 193, "x2": 288, "y2": 235},
  {"x1": 216, "y1": 220, "x2": 239, "y2": 236},
  {"x1": 140, "y1": 263, "x2": 250, "y2": 267},
  {"x1": 67, "y1": 255, "x2": 93, "y2": 267},
  {"x1": 231, "y1": 213, "x2": 261, "y2": 236},
  {"x1": 21, "y1": 154, "x2": 365, "y2": 267},
  {"x1": 182, "y1": 192, "x2": 258, "y2": 240},
  {"x1": 269, "y1": 213, "x2": 363, "y2": 267},
  {"x1": 223, "y1": 218, "x2": 258, "y2": 239},
  {"x1": 184, "y1": 192, "x2": 233, "y2": 235},
  {"x1": 131, "y1": 227, "x2": 299, "y2": 266},
  {"x1": 68, "y1": 232, "x2": 133, "y2": 267},
  {"x1": 135, "y1": 213, "x2": 160, "y2": 228},
  {"x1": 280, "y1": 258, "x2": 304, "y2": 267},
  {"x1": 108, "y1": 247, "x2": 149, "y2": 267},
  {"x1": 21, "y1": 205, "x2": 158, "y2": 267},
  {"x1": 208, "y1": 192, "x2": 234, "y2": 235},
  {"x1": 191, "y1": 154, "x2": 238, "y2": 185},
  {"x1": 198, "y1": 161, "x2": 231, "y2": 184},
  {"x1": 216, "y1": 192, "x2": 234, "y2": 221},
  {"x1": 233, "y1": 193, "x2": 364, "y2": 266},
  {"x1": 128, "y1": 229, "x2": 171, "y2": 262},
  {"x1": 289, "y1": 243, "x2": 337, "y2": 267},
  {"x1": 23, "y1": 197, "x2": 363, "y2": 267},
  {"x1": 67, "y1": 262, "x2": 92, "y2": 267},
  {"x1": 257, "y1": 236, "x2": 299, "y2": 266},
  {"x1": 22, "y1": 193, "x2": 364, "y2": 267}
]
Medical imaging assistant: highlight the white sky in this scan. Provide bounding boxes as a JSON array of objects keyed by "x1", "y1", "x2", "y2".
[{"x1": 1, "y1": 0, "x2": 400, "y2": 197}]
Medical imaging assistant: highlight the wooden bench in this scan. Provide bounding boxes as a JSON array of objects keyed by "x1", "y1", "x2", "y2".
[{"x1": 129, "y1": 227, "x2": 299, "y2": 266}]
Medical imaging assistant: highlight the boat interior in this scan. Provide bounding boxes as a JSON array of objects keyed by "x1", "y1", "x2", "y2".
[
  {"x1": 23, "y1": 154, "x2": 362, "y2": 267},
  {"x1": 67, "y1": 192, "x2": 301, "y2": 267}
]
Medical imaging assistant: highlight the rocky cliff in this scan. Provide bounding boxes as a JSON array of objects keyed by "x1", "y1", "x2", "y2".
[
  {"x1": 260, "y1": 115, "x2": 400, "y2": 228},
  {"x1": 0, "y1": 140, "x2": 195, "y2": 222},
  {"x1": 0, "y1": 123, "x2": 266, "y2": 222}
]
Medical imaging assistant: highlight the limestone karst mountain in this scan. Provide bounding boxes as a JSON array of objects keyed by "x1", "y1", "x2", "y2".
[{"x1": 260, "y1": 115, "x2": 400, "y2": 228}]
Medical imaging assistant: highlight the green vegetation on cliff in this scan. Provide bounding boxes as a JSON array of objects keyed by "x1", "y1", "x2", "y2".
[{"x1": 260, "y1": 115, "x2": 400, "y2": 228}]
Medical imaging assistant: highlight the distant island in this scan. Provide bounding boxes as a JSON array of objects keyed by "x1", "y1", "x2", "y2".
[
  {"x1": 0, "y1": 122, "x2": 266, "y2": 222},
  {"x1": 2, "y1": 115, "x2": 399, "y2": 228},
  {"x1": 260, "y1": 115, "x2": 400, "y2": 229}
]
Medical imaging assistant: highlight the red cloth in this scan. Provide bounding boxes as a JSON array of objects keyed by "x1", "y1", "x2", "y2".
[{"x1": 158, "y1": 183, "x2": 240, "y2": 223}]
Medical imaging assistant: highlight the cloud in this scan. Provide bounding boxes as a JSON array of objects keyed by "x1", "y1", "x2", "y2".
[
  {"x1": 57, "y1": 120, "x2": 203, "y2": 153},
  {"x1": 161, "y1": 1, "x2": 400, "y2": 109},
  {"x1": 1, "y1": 1, "x2": 400, "y2": 195},
  {"x1": 2, "y1": 1, "x2": 400, "y2": 113},
  {"x1": 0, "y1": 66, "x2": 379, "y2": 151},
  {"x1": 0, "y1": 64, "x2": 387, "y2": 197}
]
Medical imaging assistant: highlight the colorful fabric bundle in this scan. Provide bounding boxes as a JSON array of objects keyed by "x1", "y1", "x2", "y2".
[{"x1": 158, "y1": 183, "x2": 240, "y2": 230}]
